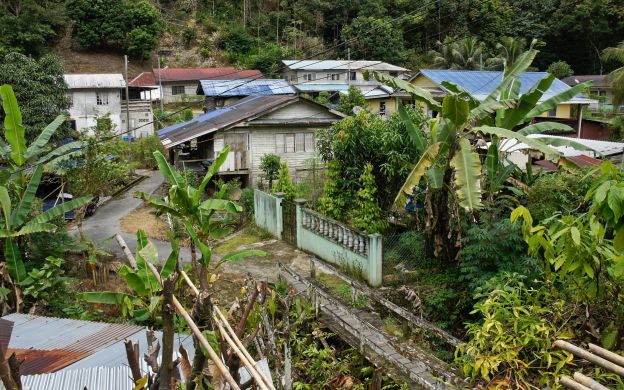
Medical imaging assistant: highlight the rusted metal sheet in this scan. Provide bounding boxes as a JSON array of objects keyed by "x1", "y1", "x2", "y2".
[
  {"x1": 7, "y1": 349, "x2": 89, "y2": 375},
  {"x1": 1, "y1": 314, "x2": 142, "y2": 374},
  {"x1": 0, "y1": 318, "x2": 13, "y2": 358}
]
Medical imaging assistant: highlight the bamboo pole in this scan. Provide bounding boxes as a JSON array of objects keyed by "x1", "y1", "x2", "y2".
[
  {"x1": 554, "y1": 340, "x2": 624, "y2": 377},
  {"x1": 573, "y1": 372, "x2": 610, "y2": 390},
  {"x1": 588, "y1": 343, "x2": 624, "y2": 368},
  {"x1": 140, "y1": 260, "x2": 240, "y2": 389},
  {"x1": 560, "y1": 376, "x2": 591, "y2": 390},
  {"x1": 214, "y1": 307, "x2": 277, "y2": 390},
  {"x1": 180, "y1": 268, "x2": 274, "y2": 390},
  {"x1": 213, "y1": 315, "x2": 270, "y2": 390},
  {"x1": 115, "y1": 234, "x2": 138, "y2": 269}
]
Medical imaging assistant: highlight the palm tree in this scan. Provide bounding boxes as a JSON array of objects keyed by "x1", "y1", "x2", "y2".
[
  {"x1": 428, "y1": 36, "x2": 486, "y2": 70},
  {"x1": 602, "y1": 41, "x2": 624, "y2": 106},
  {"x1": 486, "y1": 37, "x2": 541, "y2": 70},
  {"x1": 375, "y1": 49, "x2": 593, "y2": 261}
]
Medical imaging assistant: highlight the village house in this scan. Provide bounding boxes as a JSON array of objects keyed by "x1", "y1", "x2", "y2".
[
  {"x1": 281, "y1": 60, "x2": 410, "y2": 116},
  {"x1": 157, "y1": 95, "x2": 344, "y2": 187},
  {"x1": 411, "y1": 69, "x2": 598, "y2": 136},
  {"x1": 129, "y1": 67, "x2": 263, "y2": 104},
  {"x1": 563, "y1": 75, "x2": 618, "y2": 112},
  {"x1": 196, "y1": 79, "x2": 295, "y2": 112},
  {"x1": 64, "y1": 74, "x2": 155, "y2": 137}
]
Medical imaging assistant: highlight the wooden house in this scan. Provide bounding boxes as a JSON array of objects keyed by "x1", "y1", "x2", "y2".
[
  {"x1": 157, "y1": 95, "x2": 344, "y2": 187},
  {"x1": 196, "y1": 79, "x2": 295, "y2": 112}
]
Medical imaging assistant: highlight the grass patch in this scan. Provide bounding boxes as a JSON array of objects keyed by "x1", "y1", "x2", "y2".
[
  {"x1": 317, "y1": 272, "x2": 371, "y2": 309},
  {"x1": 215, "y1": 225, "x2": 269, "y2": 254}
]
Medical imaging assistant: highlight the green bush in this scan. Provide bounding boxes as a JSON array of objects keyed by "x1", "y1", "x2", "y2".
[
  {"x1": 273, "y1": 162, "x2": 296, "y2": 200},
  {"x1": 182, "y1": 27, "x2": 197, "y2": 47},
  {"x1": 351, "y1": 163, "x2": 387, "y2": 233},
  {"x1": 526, "y1": 169, "x2": 592, "y2": 222},
  {"x1": 456, "y1": 276, "x2": 571, "y2": 388},
  {"x1": 240, "y1": 188, "x2": 254, "y2": 216},
  {"x1": 459, "y1": 219, "x2": 540, "y2": 294},
  {"x1": 260, "y1": 153, "x2": 281, "y2": 189},
  {"x1": 383, "y1": 231, "x2": 427, "y2": 266},
  {"x1": 127, "y1": 136, "x2": 165, "y2": 169}
]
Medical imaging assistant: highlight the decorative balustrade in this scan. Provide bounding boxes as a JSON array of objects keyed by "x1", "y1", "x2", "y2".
[{"x1": 301, "y1": 208, "x2": 368, "y2": 256}]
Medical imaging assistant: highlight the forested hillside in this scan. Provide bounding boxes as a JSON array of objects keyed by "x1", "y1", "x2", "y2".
[{"x1": 1, "y1": 0, "x2": 624, "y2": 75}]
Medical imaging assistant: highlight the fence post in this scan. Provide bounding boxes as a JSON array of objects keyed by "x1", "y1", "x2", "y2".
[
  {"x1": 274, "y1": 192, "x2": 284, "y2": 239},
  {"x1": 294, "y1": 199, "x2": 306, "y2": 250},
  {"x1": 253, "y1": 189, "x2": 262, "y2": 228},
  {"x1": 367, "y1": 234, "x2": 382, "y2": 287}
]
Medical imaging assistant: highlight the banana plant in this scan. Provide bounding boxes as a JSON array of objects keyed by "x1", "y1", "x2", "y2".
[
  {"x1": 374, "y1": 48, "x2": 596, "y2": 261},
  {"x1": 0, "y1": 85, "x2": 92, "y2": 284},
  {"x1": 79, "y1": 230, "x2": 179, "y2": 323},
  {"x1": 0, "y1": 85, "x2": 83, "y2": 183},
  {"x1": 137, "y1": 147, "x2": 265, "y2": 286}
]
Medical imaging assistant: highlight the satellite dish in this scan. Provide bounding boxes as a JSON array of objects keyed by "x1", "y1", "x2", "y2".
[{"x1": 352, "y1": 106, "x2": 363, "y2": 114}]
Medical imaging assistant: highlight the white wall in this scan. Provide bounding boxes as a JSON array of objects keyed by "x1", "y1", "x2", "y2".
[
  {"x1": 68, "y1": 88, "x2": 123, "y2": 135},
  {"x1": 160, "y1": 82, "x2": 202, "y2": 103},
  {"x1": 284, "y1": 69, "x2": 408, "y2": 85}
]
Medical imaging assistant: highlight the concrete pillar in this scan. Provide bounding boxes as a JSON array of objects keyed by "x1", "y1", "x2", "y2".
[
  {"x1": 294, "y1": 199, "x2": 306, "y2": 250},
  {"x1": 274, "y1": 192, "x2": 284, "y2": 239},
  {"x1": 367, "y1": 233, "x2": 382, "y2": 287}
]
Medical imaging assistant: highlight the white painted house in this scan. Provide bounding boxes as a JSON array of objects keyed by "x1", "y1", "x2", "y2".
[
  {"x1": 65, "y1": 73, "x2": 154, "y2": 137},
  {"x1": 157, "y1": 95, "x2": 344, "y2": 187}
]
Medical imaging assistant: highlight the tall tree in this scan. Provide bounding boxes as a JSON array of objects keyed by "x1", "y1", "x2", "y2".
[
  {"x1": 0, "y1": 53, "x2": 71, "y2": 142},
  {"x1": 0, "y1": 0, "x2": 67, "y2": 57},
  {"x1": 602, "y1": 41, "x2": 624, "y2": 106},
  {"x1": 341, "y1": 16, "x2": 406, "y2": 64},
  {"x1": 429, "y1": 36, "x2": 487, "y2": 70},
  {"x1": 486, "y1": 37, "x2": 539, "y2": 70}
]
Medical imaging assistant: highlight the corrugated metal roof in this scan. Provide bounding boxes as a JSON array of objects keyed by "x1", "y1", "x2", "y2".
[
  {"x1": 197, "y1": 79, "x2": 295, "y2": 96},
  {"x1": 418, "y1": 69, "x2": 596, "y2": 104},
  {"x1": 282, "y1": 60, "x2": 408, "y2": 72},
  {"x1": 499, "y1": 134, "x2": 624, "y2": 157},
  {"x1": 155, "y1": 67, "x2": 262, "y2": 82},
  {"x1": 294, "y1": 83, "x2": 349, "y2": 92},
  {"x1": 158, "y1": 95, "x2": 300, "y2": 148},
  {"x1": 2, "y1": 314, "x2": 142, "y2": 374},
  {"x1": 64, "y1": 74, "x2": 126, "y2": 89},
  {"x1": 128, "y1": 71, "x2": 157, "y2": 87},
  {"x1": 2, "y1": 366, "x2": 135, "y2": 390},
  {"x1": 563, "y1": 75, "x2": 609, "y2": 88}
]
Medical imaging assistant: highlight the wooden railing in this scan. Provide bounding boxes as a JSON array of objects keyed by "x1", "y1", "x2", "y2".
[{"x1": 301, "y1": 208, "x2": 368, "y2": 256}]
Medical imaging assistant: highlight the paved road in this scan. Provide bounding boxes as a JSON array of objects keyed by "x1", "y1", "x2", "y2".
[{"x1": 74, "y1": 170, "x2": 193, "y2": 263}]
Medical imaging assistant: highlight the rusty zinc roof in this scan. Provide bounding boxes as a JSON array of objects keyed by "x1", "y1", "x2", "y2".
[{"x1": 2, "y1": 313, "x2": 142, "y2": 375}]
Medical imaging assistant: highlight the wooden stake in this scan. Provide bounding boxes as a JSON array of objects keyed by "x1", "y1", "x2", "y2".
[
  {"x1": 115, "y1": 234, "x2": 138, "y2": 269},
  {"x1": 560, "y1": 376, "x2": 591, "y2": 390},
  {"x1": 588, "y1": 343, "x2": 624, "y2": 368},
  {"x1": 214, "y1": 308, "x2": 276, "y2": 390},
  {"x1": 124, "y1": 339, "x2": 142, "y2": 383},
  {"x1": 555, "y1": 340, "x2": 624, "y2": 377},
  {"x1": 573, "y1": 372, "x2": 609, "y2": 390}
]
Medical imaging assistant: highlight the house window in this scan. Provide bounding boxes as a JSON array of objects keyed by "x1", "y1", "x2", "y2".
[
  {"x1": 548, "y1": 107, "x2": 558, "y2": 117},
  {"x1": 304, "y1": 133, "x2": 315, "y2": 151},
  {"x1": 327, "y1": 73, "x2": 340, "y2": 81},
  {"x1": 379, "y1": 101, "x2": 387, "y2": 116},
  {"x1": 276, "y1": 133, "x2": 315, "y2": 153},
  {"x1": 96, "y1": 92, "x2": 109, "y2": 105},
  {"x1": 349, "y1": 72, "x2": 356, "y2": 81},
  {"x1": 172, "y1": 85, "x2": 185, "y2": 95},
  {"x1": 303, "y1": 73, "x2": 316, "y2": 82}
]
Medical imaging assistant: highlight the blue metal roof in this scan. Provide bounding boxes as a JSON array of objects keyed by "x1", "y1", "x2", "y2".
[
  {"x1": 197, "y1": 79, "x2": 294, "y2": 96},
  {"x1": 419, "y1": 70, "x2": 591, "y2": 103},
  {"x1": 157, "y1": 106, "x2": 234, "y2": 137},
  {"x1": 294, "y1": 83, "x2": 349, "y2": 92}
]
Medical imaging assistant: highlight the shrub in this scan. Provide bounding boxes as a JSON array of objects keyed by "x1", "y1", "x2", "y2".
[
  {"x1": 260, "y1": 154, "x2": 281, "y2": 189},
  {"x1": 459, "y1": 218, "x2": 540, "y2": 294},
  {"x1": 455, "y1": 277, "x2": 571, "y2": 388},
  {"x1": 317, "y1": 161, "x2": 348, "y2": 220},
  {"x1": 351, "y1": 163, "x2": 387, "y2": 233},
  {"x1": 182, "y1": 27, "x2": 197, "y2": 47},
  {"x1": 240, "y1": 188, "x2": 254, "y2": 216},
  {"x1": 128, "y1": 135, "x2": 165, "y2": 169},
  {"x1": 547, "y1": 60, "x2": 573, "y2": 79},
  {"x1": 273, "y1": 162, "x2": 296, "y2": 200},
  {"x1": 526, "y1": 169, "x2": 592, "y2": 222}
]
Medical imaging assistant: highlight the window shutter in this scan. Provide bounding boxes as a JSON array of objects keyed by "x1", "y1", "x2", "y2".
[
  {"x1": 304, "y1": 133, "x2": 314, "y2": 152},
  {"x1": 295, "y1": 133, "x2": 305, "y2": 152},
  {"x1": 275, "y1": 133, "x2": 284, "y2": 153},
  {"x1": 285, "y1": 134, "x2": 295, "y2": 153}
]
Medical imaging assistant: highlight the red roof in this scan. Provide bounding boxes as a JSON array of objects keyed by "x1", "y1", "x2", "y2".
[{"x1": 129, "y1": 67, "x2": 263, "y2": 86}]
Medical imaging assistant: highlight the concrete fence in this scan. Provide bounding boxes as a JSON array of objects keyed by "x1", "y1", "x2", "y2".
[
  {"x1": 253, "y1": 190, "x2": 382, "y2": 286},
  {"x1": 253, "y1": 190, "x2": 283, "y2": 239}
]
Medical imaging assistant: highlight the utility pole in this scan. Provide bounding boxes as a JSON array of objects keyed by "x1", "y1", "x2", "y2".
[
  {"x1": 157, "y1": 55, "x2": 164, "y2": 113},
  {"x1": 124, "y1": 55, "x2": 132, "y2": 139},
  {"x1": 347, "y1": 48, "x2": 351, "y2": 85}
]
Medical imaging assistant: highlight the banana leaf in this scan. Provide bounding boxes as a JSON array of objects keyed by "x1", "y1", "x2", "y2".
[
  {"x1": 398, "y1": 104, "x2": 426, "y2": 153},
  {"x1": 474, "y1": 125, "x2": 560, "y2": 157},
  {"x1": 393, "y1": 142, "x2": 441, "y2": 209},
  {"x1": 196, "y1": 145, "x2": 230, "y2": 202},
  {"x1": 517, "y1": 122, "x2": 574, "y2": 136},
  {"x1": 0, "y1": 85, "x2": 26, "y2": 166},
  {"x1": 524, "y1": 81, "x2": 593, "y2": 120},
  {"x1": 24, "y1": 114, "x2": 67, "y2": 160},
  {"x1": 11, "y1": 165, "x2": 43, "y2": 227},
  {"x1": 29, "y1": 196, "x2": 93, "y2": 224},
  {"x1": 451, "y1": 138, "x2": 483, "y2": 210},
  {"x1": 5, "y1": 237, "x2": 26, "y2": 283},
  {"x1": 153, "y1": 150, "x2": 185, "y2": 187}
]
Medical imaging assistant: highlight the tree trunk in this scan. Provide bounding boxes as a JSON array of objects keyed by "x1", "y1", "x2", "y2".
[
  {"x1": 0, "y1": 342, "x2": 17, "y2": 390},
  {"x1": 159, "y1": 275, "x2": 178, "y2": 390},
  {"x1": 425, "y1": 163, "x2": 458, "y2": 263}
]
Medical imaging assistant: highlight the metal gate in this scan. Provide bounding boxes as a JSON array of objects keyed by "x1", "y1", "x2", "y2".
[{"x1": 282, "y1": 199, "x2": 297, "y2": 246}]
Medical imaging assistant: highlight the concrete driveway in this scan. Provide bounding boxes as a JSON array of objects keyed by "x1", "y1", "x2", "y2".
[{"x1": 74, "y1": 170, "x2": 193, "y2": 263}]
